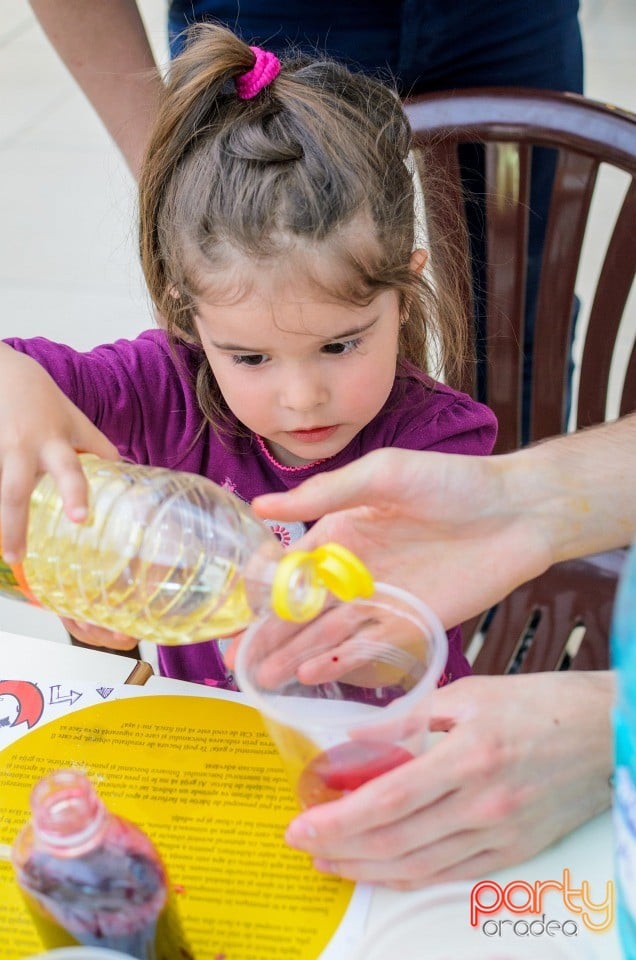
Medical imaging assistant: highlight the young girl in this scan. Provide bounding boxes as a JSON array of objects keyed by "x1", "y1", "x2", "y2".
[{"x1": 0, "y1": 24, "x2": 496, "y2": 687}]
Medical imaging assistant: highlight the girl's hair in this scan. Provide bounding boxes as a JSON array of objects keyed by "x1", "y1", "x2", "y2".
[{"x1": 139, "y1": 23, "x2": 470, "y2": 426}]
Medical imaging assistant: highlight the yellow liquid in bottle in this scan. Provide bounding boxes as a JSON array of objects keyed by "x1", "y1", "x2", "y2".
[{"x1": 21, "y1": 460, "x2": 267, "y2": 645}]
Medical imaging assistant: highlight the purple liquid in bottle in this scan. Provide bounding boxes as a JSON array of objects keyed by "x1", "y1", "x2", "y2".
[{"x1": 11, "y1": 770, "x2": 192, "y2": 959}]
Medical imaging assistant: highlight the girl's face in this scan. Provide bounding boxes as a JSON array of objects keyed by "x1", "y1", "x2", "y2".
[{"x1": 194, "y1": 262, "x2": 408, "y2": 466}]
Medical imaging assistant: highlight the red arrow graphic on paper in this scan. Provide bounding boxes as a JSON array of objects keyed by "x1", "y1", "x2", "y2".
[{"x1": 0, "y1": 680, "x2": 45, "y2": 728}]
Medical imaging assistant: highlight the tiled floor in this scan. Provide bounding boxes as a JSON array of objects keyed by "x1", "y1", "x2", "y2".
[{"x1": 0, "y1": 2, "x2": 634, "y2": 654}]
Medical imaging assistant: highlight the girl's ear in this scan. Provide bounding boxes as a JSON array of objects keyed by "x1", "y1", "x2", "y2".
[{"x1": 409, "y1": 248, "x2": 429, "y2": 275}]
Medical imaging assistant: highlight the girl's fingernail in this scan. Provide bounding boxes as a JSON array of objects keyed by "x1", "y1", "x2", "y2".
[
  {"x1": 313, "y1": 859, "x2": 334, "y2": 874},
  {"x1": 71, "y1": 507, "x2": 88, "y2": 521}
]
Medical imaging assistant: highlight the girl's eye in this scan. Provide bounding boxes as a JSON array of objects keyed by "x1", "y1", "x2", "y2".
[
  {"x1": 231, "y1": 354, "x2": 267, "y2": 366},
  {"x1": 321, "y1": 338, "x2": 361, "y2": 356}
]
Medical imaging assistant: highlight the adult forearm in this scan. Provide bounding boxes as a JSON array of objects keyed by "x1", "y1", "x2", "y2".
[
  {"x1": 501, "y1": 415, "x2": 636, "y2": 565},
  {"x1": 29, "y1": 0, "x2": 164, "y2": 177}
]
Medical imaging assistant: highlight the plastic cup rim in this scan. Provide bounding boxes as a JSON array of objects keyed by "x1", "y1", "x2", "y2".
[{"x1": 235, "y1": 580, "x2": 448, "y2": 730}]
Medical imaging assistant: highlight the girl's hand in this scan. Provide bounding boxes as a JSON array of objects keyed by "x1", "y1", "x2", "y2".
[
  {"x1": 61, "y1": 618, "x2": 141, "y2": 652},
  {"x1": 0, "y1": 344, "x2": 118, "y2": 561},
  {"x1": 223, "y1": 600, "x2": 425, "y2": 689},
  {"x1": 283, "y1": 671, "x2": 613, "y2": 889}
]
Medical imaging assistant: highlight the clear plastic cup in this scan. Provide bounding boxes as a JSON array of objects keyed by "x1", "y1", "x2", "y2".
[{"x1": 235, "y1": 582, "x2": 447, "y2": 807}]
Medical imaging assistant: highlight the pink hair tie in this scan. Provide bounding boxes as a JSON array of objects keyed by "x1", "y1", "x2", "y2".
[{"x1": 235, "y1": 47, "x2": 281, "y2": 100}]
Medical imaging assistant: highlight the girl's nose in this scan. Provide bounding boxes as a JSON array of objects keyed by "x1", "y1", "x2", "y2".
[{"x1": 280, "y1": 369, "x2": 328, "y2": 411}]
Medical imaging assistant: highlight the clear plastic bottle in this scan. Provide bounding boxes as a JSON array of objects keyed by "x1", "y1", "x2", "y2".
[
  {"x1": 611, "y1": 542, "x2": 636, "y2": 959},
  {"x1": 0, "y1": 456, "x2": 372, "y2": 645},
  {"x1": 11, "y1": 769, "x2": 193, "y2": 959}
]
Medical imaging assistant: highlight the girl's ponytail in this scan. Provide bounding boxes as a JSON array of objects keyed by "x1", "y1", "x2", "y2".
[{"x1": 139, "y1": 27, "x2": 257, "y2": 327}]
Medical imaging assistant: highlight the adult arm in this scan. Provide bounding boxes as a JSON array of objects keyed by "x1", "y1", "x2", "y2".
[
  {"x1": 28, "y1": 0, "x2": 164, "y2": 178},
  {"x1": 253, "y1": 415, "x2": 636, "y2": 629},
  {"x1": 285, "y1": 670, "x2": 614, "y2": 888}
]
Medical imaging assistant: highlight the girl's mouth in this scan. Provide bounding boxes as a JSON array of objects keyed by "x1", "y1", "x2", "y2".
[{"x1": 286, "y1": 425, "x2": 338, "y2": 443}]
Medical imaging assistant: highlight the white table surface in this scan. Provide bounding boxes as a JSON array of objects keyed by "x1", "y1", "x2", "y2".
[
  {"x1": 1, "y1": 630, "x2": 622, "y2": 959},
  {"x1": 363, "y1": 810, "x2": 619, "y2": 959},
  {"x1": 0, "y1": 628, "x2": 149, "y2": 684}
]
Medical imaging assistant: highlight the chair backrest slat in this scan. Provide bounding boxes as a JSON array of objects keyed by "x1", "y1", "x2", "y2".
[
  {"x1": 578, "y1": 180, "x2": 636, "y2": 425},
  {"x1": 621, "y1": 344, "x2": 636, "y2": 417},
  {"x1": 484, "y1": 142, "x2": 530, "y2": 449},
  {"x1": 418, "y1": 139, "x2": 476, "y2": 396},
  {"x1": 531, "y1": 152, "x2": 599, "y2": 440}
]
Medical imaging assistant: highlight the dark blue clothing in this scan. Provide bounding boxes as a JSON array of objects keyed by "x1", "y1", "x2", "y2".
[
  {"x1": 168, "y1": 1, "x2": 582, "y2": 95},
  {"x1": 168, "y1": 1, "x2": 583, "y2": 440}
]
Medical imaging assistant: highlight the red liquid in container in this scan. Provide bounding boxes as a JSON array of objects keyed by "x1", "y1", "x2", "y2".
[{"x1": 297, "y1": 740, "x2": 413, "y2": 807}]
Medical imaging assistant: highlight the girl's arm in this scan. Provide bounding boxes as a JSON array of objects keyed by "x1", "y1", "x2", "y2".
[{"x1": 0, "y1": 342, "x2": 118, "y2": 561}]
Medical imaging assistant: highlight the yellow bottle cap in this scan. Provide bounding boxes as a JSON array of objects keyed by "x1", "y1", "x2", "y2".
[
  {"x1": 271, "y1": 543, "x2": 374, "y2": 622},
  {"x1": 310, "y1": 543, "x2": 375, "y2": 601}
]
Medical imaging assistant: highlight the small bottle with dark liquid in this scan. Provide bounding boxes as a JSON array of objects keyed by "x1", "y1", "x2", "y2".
[{"x1": 11, "y1": 769, "x2": 193, "y2": 959}]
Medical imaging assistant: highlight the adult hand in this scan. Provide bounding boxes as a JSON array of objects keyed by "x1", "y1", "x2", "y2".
[
  {"x1": 224, "y1": 597, "x2": 426, "y2": 690},
  {"x1": 253, "y1": 421, "x2": 636, "y2": 629},
  {"x1": 253, "y1": 447, "x2": 554, "y2": 630},
  {"x1": 284, "y1": 671, "x2": 613, "y2": 889},
  {"x1": 0, "y1": 344, "x2": 118, "y2": 561}
]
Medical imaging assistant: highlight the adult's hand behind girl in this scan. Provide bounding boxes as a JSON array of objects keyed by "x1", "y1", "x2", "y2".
[{"x1": 0, "y1": 342, "x2": 118, "y2": 562}]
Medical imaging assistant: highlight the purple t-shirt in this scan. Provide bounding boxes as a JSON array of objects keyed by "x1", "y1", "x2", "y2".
[{"x1": 6, "y1": 330, "x2": 497, "y2": 686}]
